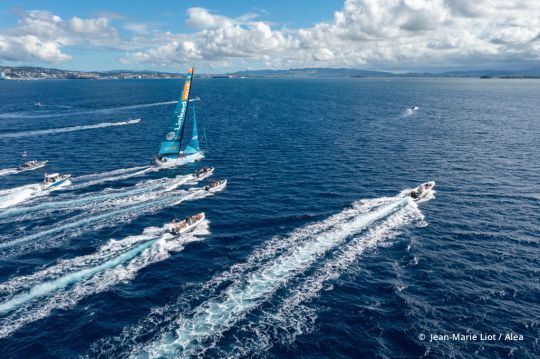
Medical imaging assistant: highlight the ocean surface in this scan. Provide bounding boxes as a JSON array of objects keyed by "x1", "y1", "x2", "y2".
[{"x1": 0, "y1": 78, "x2": 538, "y2": 358}]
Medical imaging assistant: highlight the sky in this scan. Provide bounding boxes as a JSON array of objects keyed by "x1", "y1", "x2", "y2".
[{"x1": 0, "y1": 0, "x2": 539, "y2": 73}]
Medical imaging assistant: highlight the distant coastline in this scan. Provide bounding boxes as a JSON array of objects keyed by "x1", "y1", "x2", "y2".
[{"x1": 1, "y1": 66, "x2": 539, "y2": 80}]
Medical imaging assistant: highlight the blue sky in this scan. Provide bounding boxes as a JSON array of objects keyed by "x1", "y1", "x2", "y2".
[{"x1": 0, "y1": 1, "x2": 539, "y2": 73}]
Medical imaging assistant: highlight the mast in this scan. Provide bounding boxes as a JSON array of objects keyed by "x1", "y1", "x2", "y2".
[
  {"x1": 178, "y1": 66, "x2": 194, "y2": 146},
  {"x1": 159, "y1": 66, "x2": 195, "y2": 155}
]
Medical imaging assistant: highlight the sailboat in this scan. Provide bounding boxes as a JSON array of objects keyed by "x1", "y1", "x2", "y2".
[{"x1": 154, "y1": 67, "x2": 203, "y2": 167}]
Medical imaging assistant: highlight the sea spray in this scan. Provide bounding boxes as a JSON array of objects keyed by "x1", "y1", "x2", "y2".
[
  {"x1": 0, "y1": 240, "x2": 158, "y2": 314},
  {"x1": 142, "y1": 198, "x2": 409, "y2": 357},
  {"x1": 0, "y1": 186, "x2": 211, "y2": 251},
  {"x1": 0, "y1": 101, "x2": 177, "y2": 120},
  {"x1": 0, "y1": 119, "x2": 141, "y2": 139},
  {"x1": 220, "y1": 204, "x2": 423, "y2": 357},
  {"x1": 0, "y1": 168, "x2": 19, "y2": 177},
  {"x1": 0, "y1": 222, "x2": 209, "y2": 338},
  {"x1": 0, "y1": 174, "x2": 195, "y2": 220}
]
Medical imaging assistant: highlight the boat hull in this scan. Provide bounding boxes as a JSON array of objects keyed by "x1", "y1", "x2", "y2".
[
  {"x1": 155, "y1": 152, "x2": 204, "y2": 168},
  {"x1": 167, "y1": 212, "x2": 206, "y2": 235},
  {"x1": 204, "y1": 179, "x2": 227, "y2": 193},
  {"x1": 411, "y1": 181, "x2": 435, "y2": 201},
  {"x1": 18, "y1": 161, "x2": 48, "y2": 172},
  {"x1": 41, "y1": 175, "x2": 71, "y2": 190},
  {"x1": 194, "y1": 167, "x2": 214, "y2": 180}
]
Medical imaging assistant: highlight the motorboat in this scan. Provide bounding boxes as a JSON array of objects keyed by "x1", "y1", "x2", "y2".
[
  {"x1": 204, "y1": 179, "x2": 227, "y2": 192},
  {"x1": 18, "y1": 160, "x2": 48, "y2": 171},
  {"x1": 194, "y1": 167, "x2": 214, "y2": 179},
  {"x1": 40, "y1": 173, "x2": 71, "y2": 190},
  {"x1": 167, "y1": 212, "x2": 205, "y2": 235},
  {"x1": 409, "y1": 181, "x2": 435, "y2": 201}
]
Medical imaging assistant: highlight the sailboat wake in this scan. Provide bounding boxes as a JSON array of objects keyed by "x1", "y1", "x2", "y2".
[
  {"x1": 88, "y1": 194, "x2": 430, "y2": 358},
  {"x1": 72, "y1": 166, "x2": 157, "y2": 190},
  {"x1": 74, "y1": 165, "x2": 152, "y2": 183},
  {"x1": 0, "y1": 119, "x2": 141, "y2": 139},
  {"x1": 0, "y1": 101, "x2": 177, "y2": 120},
  {"x1": 0, "y1": 222, "x2": 209, "y2": 339}
]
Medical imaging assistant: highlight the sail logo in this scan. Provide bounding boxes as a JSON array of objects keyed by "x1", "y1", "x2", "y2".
[
  {"x1": 166, "y1": 131, "x2": 176, "y2": 141},
  {"x1": 182, "y1": 81, "x2": 191, "y2": 101},
  {"x1": 176, "y1": 100, "x2": 188, "y2": 128}
]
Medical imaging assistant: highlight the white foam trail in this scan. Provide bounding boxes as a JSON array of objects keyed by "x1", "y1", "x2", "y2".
[
  {"x1": 0, "y1": 168, "x2": 19, "y2": 177},
  {"x1": 86, "y1": 198, "x2": 398, "y2": 357},
  {"x1": 0, "y1": 189, "x2": 35, "y2": 209},
  {"x1": 0, "y1": 186, "x2": 213, "y2": 252},
  {"x1": 0, "y1": 101, "x2": 177, "y2": 119},
  {"x1": 0, "y1": 222, "x2": 209, "y2": 338},
  {"x1": 401, "y1": 107, "x2": 419, "y2": 118},
  {"x1": 0, "y1": 184, "x2": 43, "y2": 209},
  {"x1": 223, "y1": 207, "x2": 423, "y2": 357},
  {"x1": 141, "y1": 198, "x2": 410, "y2": 358},
  {"x1": 74, "y1": 166, "x2": 151, "y2": 182},
  {"x1": 0, "y1": 119, "x2": 141, "y2": 139},
  {"x1": 70, "y1": 166, "x2": 156, "y2": 190},
  {"x1": 0, "y1": 174, "x2": 195, "y2": 221},
  {"x1": 0, "y1": 166, "x2": 156, "y2": 214},
  {"x1": 0, "y1": 165, "x2": 151, "y2": 210}
]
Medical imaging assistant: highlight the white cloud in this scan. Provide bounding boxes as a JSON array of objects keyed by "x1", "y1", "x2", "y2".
[
  {"x1": 124, "y1": 23, "x2": 150, "y2": 34},
  {"x1": 186, "y1": 7, "x2": 230, "y2": 29},
  {"x1": 119, "y1": 0, "x2": 540, "y2": 70},
  {"x1": 0, "y1": 10, "x2": 121, "y2": 63},
  {"x1": 0, "y1": 34, "x2": 71, "y2": 62},
  {"x1": 1, "y1": 1, "x2": 540, "y2": 70}
]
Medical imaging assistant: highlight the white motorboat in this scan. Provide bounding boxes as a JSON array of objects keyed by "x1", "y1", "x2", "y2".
[
  {"x1": 409, "y1": 181, "x2": 435, "y2": 201},
  {"x1": 18, "y1": 160, "x2": 48, "y2": 171},
  {"x1": 194, "y1": 167, "x2": 214, "y2": 179},
  {"x1": 40, "y1": 173, "x2": 71, "y2": 190},
  {"x1": 204, "y1": 179, "x2": 227, "y2": 192},
  {"x1": 167, "y1": 212, "x2": 205, "y2": 235}
]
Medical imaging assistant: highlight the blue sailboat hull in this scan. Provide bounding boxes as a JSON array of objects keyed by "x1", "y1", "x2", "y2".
[{"x1": 154, "y1": 152, "x2": 204, "y2": 167}]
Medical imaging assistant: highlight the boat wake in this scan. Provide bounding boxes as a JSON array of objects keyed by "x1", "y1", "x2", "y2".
[
  {"x1": 0, "y1": 184, "x2": 45, "y2": 209},
  {"x1": 0, "y1": 119, "x2": 141, "y2": 139},
  {"x1": 0, "y1": 165, "x2": 156, "y2": 211},
  {"x1": 88, "y1": 194, "x2": 430, "y2": 358},
  {"x1": 0, "y1": 174, "x2": 197, "y2": 222},
  {"x1": 0, "y1": 222, "x2": 209, "y2": 339},
  {"x1": 401, "y1": 106, "x2": 419, "y2": 117},
  {"x1": 0, "y1": 168, "x2": 19, "y2": 177},
  {"x1": 0, "y1": 101, "x2": 177, "y2": 120},
  {"x1": 218, "y1": 207, "x2": 422, "y2": 358},
  {"x1": 0, "y1": 185, "x2": 215, "y2": 255},
  {"x1": 70, "y1": 165, "x2": 156, "y2": 190}
]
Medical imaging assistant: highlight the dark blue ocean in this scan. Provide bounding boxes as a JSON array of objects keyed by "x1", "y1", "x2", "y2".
[{"x1": 0, "y1": 78, "x2": 538, "y2": 358}]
